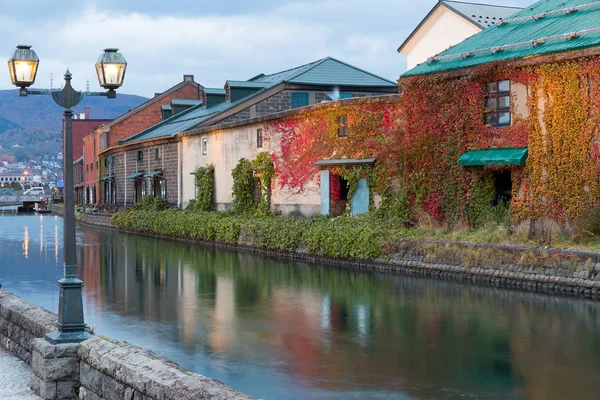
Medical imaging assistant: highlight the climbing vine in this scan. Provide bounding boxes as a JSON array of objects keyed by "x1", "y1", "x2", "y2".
[
  {"x1": 264, "y1": 57, "x2": 600, "y2": 228},
  {"x1": 231, "y1": 158, "x2": 255, "y2": 213},
  {"x1": 188, "y1": 164, "x2": 214, "y2": 212},
  {"x1": 252, "y1": 152, "x2": 274, "y2": 216},
  {"x1": 231, "y1": 153, "x2": 275, "y2": 215}
]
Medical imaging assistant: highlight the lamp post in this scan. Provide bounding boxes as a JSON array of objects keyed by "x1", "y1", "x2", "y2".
[{"x1": 8, "y1": 45, "x2": 127, "y2": 344}]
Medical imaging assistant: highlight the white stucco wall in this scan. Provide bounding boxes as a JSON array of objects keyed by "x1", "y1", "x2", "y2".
[
  {"x1": 181, "y1": 123, "x2": 321, "y2": 217},
  {"x1": 401, "y1": 6, "x2": 481, "y2": 70}
]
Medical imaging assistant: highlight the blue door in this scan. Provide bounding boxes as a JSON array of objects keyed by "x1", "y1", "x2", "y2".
[{"x1": 351, "y1": 178, "x2": 369, "y2": 215}]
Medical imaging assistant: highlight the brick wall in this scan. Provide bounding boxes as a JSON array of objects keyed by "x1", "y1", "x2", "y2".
[
  {"x1": 109, "y1": 141, "x2": 179, "y2": 208},
  {"x1": 107, "y1": 83, "x2": 202, "y2": 148},
  {"x1": 218, "y1": 90, "x2": 374, "y2": 125}
]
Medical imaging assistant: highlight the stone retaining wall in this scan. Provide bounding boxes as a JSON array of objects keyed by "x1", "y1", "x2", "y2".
[
  {"x1": 50, "y1": 205, "x2": 114, "y2": 229},
  {"x1": 0, "y1": 289, "x2": 56, "y2": 364},
  {"x1": 78, "y1": 336, "x2": 255, "y2": 400},
  {"x1": 75, "y1": 212, "x2": 113, "y2": 228}
]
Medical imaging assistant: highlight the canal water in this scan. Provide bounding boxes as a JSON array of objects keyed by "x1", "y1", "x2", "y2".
[{"x1": 1, "y1": 210, "x2": 600, "y2": 399}]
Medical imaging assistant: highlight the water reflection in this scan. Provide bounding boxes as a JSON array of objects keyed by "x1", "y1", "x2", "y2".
[
  {"x1": 74, "y1": 228, "x2": 600, "y2": 400},
  {"x1": 2, "y1": 213, "x2": 600, "y2": 400}
]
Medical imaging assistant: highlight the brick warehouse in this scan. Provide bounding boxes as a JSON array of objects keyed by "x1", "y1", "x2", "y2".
[
  {"x1": 100, "y1": 57, "x2": 398, "y2": 210},
  {"x1": 81, "y1": 75, "x2": 204, "y2": 205}
]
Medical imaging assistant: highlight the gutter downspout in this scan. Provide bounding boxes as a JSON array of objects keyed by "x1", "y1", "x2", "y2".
[
  {"x1": 124, "y1": 152, "x2": 127, "y2": 208},
  {"x1": 177, "y1": 141, "x2": 182, "y2": 208}
]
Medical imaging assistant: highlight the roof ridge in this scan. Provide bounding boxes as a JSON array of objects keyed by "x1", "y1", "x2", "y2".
[
  {"x1": 260, "y1": 57, "x2": 327, "y2": 79},
  {"x1": 119, "y1": 102, "x2": 205, "y2": 144},
  {"x1": 290, "y1": 56, "x2": 397, "y2": 85},
  {"x1": 101, "y1": 80, "x2": 199, "y2": 130},
  {"x1": 443, "y1": 0, "x2": 522, "y2": 10}
]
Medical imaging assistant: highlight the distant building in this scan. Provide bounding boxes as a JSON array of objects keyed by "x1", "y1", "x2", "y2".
[
  {"x1": 398, "y1": 0, "x2": 521, "y2": 70},
  {"x1": 67, "y1": 107, "x2": 112, "y2": 161},
  {"x1": 0, "y1": 170, "x2": 33, "y2": 187}
]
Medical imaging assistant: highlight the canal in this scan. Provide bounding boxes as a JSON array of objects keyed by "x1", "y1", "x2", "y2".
[{"x1": 1, "y1": 210, "x2": 600, "y2": 399}]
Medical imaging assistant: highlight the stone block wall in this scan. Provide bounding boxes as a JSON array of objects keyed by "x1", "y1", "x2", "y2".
[
  {"x1": 78, "y1": 336, "x2": 255, "y2": 400},
  {"x1": 0, "y1": 289, "x2": 56, "y2": 365},
  {"x1": 31, "y1": 339, "x2": 80, "y2": 400},
  {"x1": 76, "y1": 212, "x2": 113, "y2": 228}
]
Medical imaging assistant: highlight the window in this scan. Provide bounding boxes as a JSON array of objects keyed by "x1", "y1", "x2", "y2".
[
  {"x1": 485, "y1": 80, "x2": 511, "y2": 127},
  {"x1": 161, "y1": 179, "x2": 167, "y2": 199},
  {"x1": 137, "y1": 150, "x2": 143, "y2": 161},
  {"x1": 339, "y1": 93, "x2": 353, "y2": 99},
  {"x1": 257, "y1": 128, "x2": 263, "y2": 148},
  {"x1": 155, "y1": 148, "x2": 161, "y2": 159},
  {"x1": 290, "y1": 92, "x2": 309, "y2": 109},
  {"x1": 202, "y1": 138, "x2": 208, "y2": 155},
  {"x1": 338, "y1": 116, "x2": 349, "y2": 137}
]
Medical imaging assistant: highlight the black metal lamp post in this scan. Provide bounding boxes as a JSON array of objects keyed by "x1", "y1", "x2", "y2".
[{"x1": 8, "y1": 45, "x2": 127, "y2": 344}]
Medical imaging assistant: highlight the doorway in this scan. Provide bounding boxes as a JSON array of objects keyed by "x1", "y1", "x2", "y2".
[{"x1": 493, "y1": 169, "x2": 512, "y2": 206}]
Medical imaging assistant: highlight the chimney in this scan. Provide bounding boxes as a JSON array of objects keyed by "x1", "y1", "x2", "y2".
[
  {"x1": 154, "y1": 93, "x2": 161, "y2": 98},
  {"x1": 183, "y1": 74, "x2": 194, "y2": 82},
  {"x1": 84, "y1": 107, "x2": 90, "y2": 119}
]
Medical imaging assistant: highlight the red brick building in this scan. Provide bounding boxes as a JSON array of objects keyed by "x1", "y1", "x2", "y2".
[
  {"x1": 69, "y1": 107, "x2": 112, "y2": 161},
  {"x1": 82, "y1": 75, "x2": 203, "y2": 205}
]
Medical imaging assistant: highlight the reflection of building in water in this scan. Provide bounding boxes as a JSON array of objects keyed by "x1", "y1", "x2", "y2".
[
  {"x1": 177, "y1": 261, "x2": 200, "y2": 346},
  {"x1": 54, "y1": 225, "x2": 58, "y2": 266},
  {"x1": 80, "y1": 230, "x2": 102, "y2": 313},
  {"x1": 39, "y1": 218, "x2": 43, "y2": 255},
  {"x1": 22, "y1": 225, "x2": 29, "y2": 259},
  {"x1": 208, "y1": 277, "x2": 236, "y2": 353}
]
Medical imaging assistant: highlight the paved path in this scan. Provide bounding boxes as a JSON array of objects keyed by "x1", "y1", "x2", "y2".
[{"x1": 0, "y1": 346, "x2": 41, "y2": 400}]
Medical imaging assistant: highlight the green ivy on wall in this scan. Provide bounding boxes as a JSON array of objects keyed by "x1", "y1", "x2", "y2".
[
  {"x1": 252, "y1": 152, "x2": 274, "y2": 216},
  {"x1": 232, "y1": 158, "x2": 255, "y2": 213},
  {"x1": 188, "y1": 165, "x2": 214, "y2": 212}
]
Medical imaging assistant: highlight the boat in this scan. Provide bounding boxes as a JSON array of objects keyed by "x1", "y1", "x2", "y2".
[{"x1": 34, "y1": 197, "x2": 51, "y2": 214}]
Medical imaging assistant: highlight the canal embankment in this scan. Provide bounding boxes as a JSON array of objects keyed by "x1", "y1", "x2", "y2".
[
  {"x1": 52, "y1": 205, "x2": 600, "y2": 301},
  {"x1": 0, "y1": 289, "x2": 254, "y2": 400}
]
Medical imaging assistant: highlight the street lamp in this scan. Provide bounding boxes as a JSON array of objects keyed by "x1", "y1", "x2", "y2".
[{"x1": 8, "y1": 45, "x2": 127, "y2": 344}]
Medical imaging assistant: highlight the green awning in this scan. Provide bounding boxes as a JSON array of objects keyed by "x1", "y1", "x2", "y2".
[
  {"x1": 127, "y1": 172, "x2": 145, "y2": 179},
  {"x1": 459, "y1": 148, "x2": 528, "y2": 167},
  {"x1": 144, "y1": 170, "x2": 163, "y2": 178},
  {"x1": 98, "y1": 175, "x2": 113, "y2": 182}
]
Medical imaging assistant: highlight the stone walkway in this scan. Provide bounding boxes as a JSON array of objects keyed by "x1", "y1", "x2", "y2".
[{"x1": 0, "y1": 346, "x2": 41, "y2": 400}]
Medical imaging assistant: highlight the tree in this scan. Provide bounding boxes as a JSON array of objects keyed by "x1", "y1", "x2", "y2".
[{"x1": 9, "y1": 181, "x2": 22, "y2": 191}]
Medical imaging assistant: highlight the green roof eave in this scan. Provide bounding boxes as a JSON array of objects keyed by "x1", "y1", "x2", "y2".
[
  {"x1": 458, "y1": 148, "x2": 528, "y2": 167},
  {"x1": 144, "y1": 170, "x2": 163, "y2": 178},
  {"x1": 127, "y1": 172, "x2": 144, "y2": 179}
]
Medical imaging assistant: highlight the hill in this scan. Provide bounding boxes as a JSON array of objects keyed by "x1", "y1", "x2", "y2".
[
  {"x1": 0, "y1": 89, "x2": 147, "y2": 131},
  {"x1": 0, "y1": 89, "x2": 147, "y2": 161}
]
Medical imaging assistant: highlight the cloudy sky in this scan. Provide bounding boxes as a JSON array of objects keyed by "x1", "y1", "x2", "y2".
[{"x1": 2, "y1": 0, "x2": 531, "y2": 98}]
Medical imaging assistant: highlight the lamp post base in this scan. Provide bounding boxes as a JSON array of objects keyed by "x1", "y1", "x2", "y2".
[{"x1": 44, "y1": 330, "x2": 93, "y2": 345}]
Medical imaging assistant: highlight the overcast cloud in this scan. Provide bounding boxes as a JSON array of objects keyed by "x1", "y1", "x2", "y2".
[{"x1": 1, "y1": 0, "x2": 531, "y2": 97}]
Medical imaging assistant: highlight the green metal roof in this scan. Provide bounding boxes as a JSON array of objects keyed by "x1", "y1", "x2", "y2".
[
  {"x1": 458, "y1": 148, "x2": 528, "y2": 166},
  {"x1": 171, "y1": 99, "x2": 202, "y2": 106},
  {"x1": 161, "y1": 105, "x2": 172, "y2": 111},
  {"x1": 403, "y1": 0, "x2": 600, "y2": 77},
  {"x1": 398, "y1": 1, "x2": 521, "y2": 53},
  {"x1": 225, "y1": 80, "x2": 270, "y2": 88},
  {"x1": 120, "y1": 57, "x2": 397, "y2": 145},
  {"x1": 204, "y1": 88, "x2": 226, "y2": 95}
]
